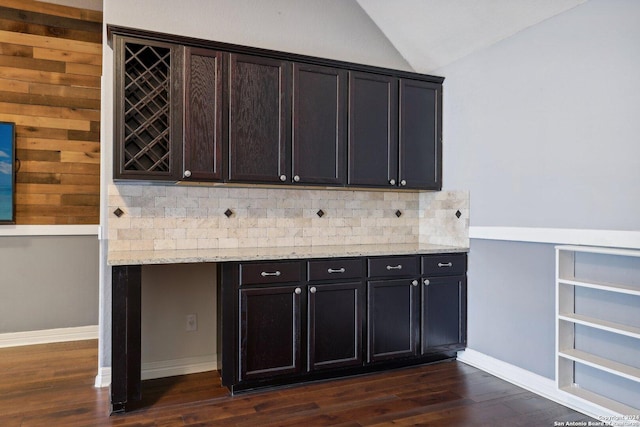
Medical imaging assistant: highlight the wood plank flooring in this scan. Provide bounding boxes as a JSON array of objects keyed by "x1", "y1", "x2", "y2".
[{"x1": 0, "y1": 340, "x2": 596, "y2": 426}]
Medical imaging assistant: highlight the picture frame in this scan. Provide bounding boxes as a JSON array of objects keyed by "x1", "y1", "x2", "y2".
[{"x1": 0, "y1": 121, "x2": 16, "y2": 224}]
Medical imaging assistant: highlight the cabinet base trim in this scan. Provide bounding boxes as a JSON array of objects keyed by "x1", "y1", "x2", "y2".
[{"x1": 457, "y1": 349, "x2": 637, "y2": 423}]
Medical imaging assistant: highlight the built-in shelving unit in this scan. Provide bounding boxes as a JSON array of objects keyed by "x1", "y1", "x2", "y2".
[{"x1": 556, "y1": 245, "x2": 640, "y2": 418}]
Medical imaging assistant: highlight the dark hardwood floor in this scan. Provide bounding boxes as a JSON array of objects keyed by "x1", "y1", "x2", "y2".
[{"x1": 0, "y1": 340, "x2": 596, "y2": 426}]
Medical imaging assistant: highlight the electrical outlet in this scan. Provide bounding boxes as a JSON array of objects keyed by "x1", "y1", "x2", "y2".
[{"x1": 186, "y1": 314, "x2": 197, "y2": 332}]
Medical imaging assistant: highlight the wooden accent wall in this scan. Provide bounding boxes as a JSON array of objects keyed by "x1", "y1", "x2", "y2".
[{"x1": 0, "y1": 0, "x2": 102, "y2": 224}]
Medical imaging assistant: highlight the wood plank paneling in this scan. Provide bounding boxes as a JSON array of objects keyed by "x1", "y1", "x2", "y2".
[
  {"x1": 0, "y1": 0, "x2": 102, "y2": 23},
  {"x1": 2, "y1": 0, "x2": 102, "y2": 225}
]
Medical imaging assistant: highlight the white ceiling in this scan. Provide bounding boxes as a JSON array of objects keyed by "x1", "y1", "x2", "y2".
[{"x1": 356, "y1": 0, "x2": 587, "y2": 73}]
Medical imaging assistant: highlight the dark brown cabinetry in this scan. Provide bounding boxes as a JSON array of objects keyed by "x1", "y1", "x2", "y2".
[
  {"x1": 227, "y1": 60, "x2": 347, "y2": 186},
  {"x1": 227, "y1": 54, "x2": 291, "y2": 183},
  {"x1": 111, "y1": 26, "x2": 444, "y2": 189},
  {"x1": 348, "y1": 73, "x2": 442, "y2": 190},
  {"x1": 183, "y1": 47, "x2": 223, "y2": 181},
  {"x1": 366, "y1": 256, "x2": 420, "y2": 362},
  {"x1": 239, "y1": 285, "x2": 302, "y2": 381},
  {"x1": 421, "y1": 254, "x2": 467, "y2": 353},
  {"x1": 292, "y1": 64, "x2": 347, "y2": 185},
  {"x1": 399, "y1": 79, "x2": 442, "y2": 190},
  {"x1": 307, "y1": 258, "x2": 363, "y2": 371},
  {"x1": 219, "y1": 253, "x2": 465, "y2": 394},
  {"x1": 348, "y1": 72, "x2": 398, "y2": 187},
  {"x1": 113, "y1": 35, "x2": 183, "y2": 180}
]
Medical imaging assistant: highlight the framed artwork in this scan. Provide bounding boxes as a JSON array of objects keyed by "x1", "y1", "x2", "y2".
[{"x1": 0, "y1": 121, "x2": 16, "y2": 224}]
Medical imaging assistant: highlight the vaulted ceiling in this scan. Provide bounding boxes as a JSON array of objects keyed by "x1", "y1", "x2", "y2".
[{"x1": 356, "y1": 0, "x2": 587, "y2": 73}]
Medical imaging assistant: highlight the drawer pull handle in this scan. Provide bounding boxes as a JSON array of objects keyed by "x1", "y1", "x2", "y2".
[
  {"x1": 327, "y1": 268, "x2": 346, "y2": 274},
  {"x1": 261, "y1": 271, "x2": 281, "y2": 277},
  {"x1": 386, "y1": 264, "x2": 403, "y2": 270},
  {"x1": 438, "y1": 262, "x2": 453, "y2": 268}
]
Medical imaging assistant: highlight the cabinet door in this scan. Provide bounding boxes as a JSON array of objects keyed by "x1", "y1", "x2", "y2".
[
  {"x1": 228, "y1": 54, "x2": 291, "y2": 183},
  {"x1": 114, "y1": 36, "x2": 183, "y2": 180},
  {"x1": 292, "y1": 63, "x2": 347, "y2": 185},
  {"x1": 308, "y1": 282, "x2": 363, "y2": 371},
  {"x1": 239, "y1": 285, "x2": 302, "y2": 381},
  {"x1": 421, "y1": 276, "x2": 466, "y2": 353},
  {"x1": 367, "y1": 278, "x2": 419, "y2": 363},
  {"x1": 183, "y1": 47, "x2": 223, "y2": 181},
  {"x1": 348, "y1": 72, "x2": 398, "y2": 187},
  {"x1": 398, "y1": 79, "x2": 442, "y2": 190}
]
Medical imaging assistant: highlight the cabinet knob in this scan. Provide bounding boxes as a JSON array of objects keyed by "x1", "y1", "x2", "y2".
[
  {"x1": 279, "y1": 174, "x2": 287, "y2": 182},
  {"x1": 293, "y1": 175, "x2": 300, "y2": 182},
  {"x1": 184, "y1": 170, "x2": 192, "y2": 178},
  {"x1": 294, "y1": 287, "x2": 302, "y2": 295},
  {"x1": 400, "y1": 179, "x2": 407, "y2": 186},
  {"x1": 424, "y1": 279, "x2": 430, "y2": 286},
  {"x1": 411, "y1": 280, "x2": 418, "y2": 286},
  {"x1": 389, "y1": 179, "x2": 396, "y2": 186},
  {"x1": 310, "y1": 286, "x2": 317, "y2": 294}
]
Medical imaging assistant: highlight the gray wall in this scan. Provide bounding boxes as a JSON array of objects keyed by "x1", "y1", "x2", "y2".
[
  {"x1": 440, "y1": 0, "x2": 640, "y2": 230},
  {"x1": 439, "y1": 0, "x2": 640, "y2": 385},
  {"x1": 0, "y1": 235, "x2": 99, "y2": 333}
]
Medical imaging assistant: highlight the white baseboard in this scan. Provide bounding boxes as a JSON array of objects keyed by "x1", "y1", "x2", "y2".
[
  {"x1": 0, "y1": 224, "x2": 99, "y2": 237},
  {"x1": 0, "y1": 325, "x2": 98, "y2": 348},
  {"x1": 141, "y1": 355, "x2": 217, "y2": 381},
  {"x1": 95, "y1": 367, "x2": 111, "y2": 388},
  {"x1": 457, "y1": 349, "x2": 639, "y2": 425},
  {"x1": 95, "y1": 356, "x2": 218, "y2": 388},
  {"x1": 94, "y1": 355, "x2": 218, "y2": 388}
]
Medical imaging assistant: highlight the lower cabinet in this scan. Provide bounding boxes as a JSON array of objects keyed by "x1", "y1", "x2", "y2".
[
  {"x1": 220, "y1": 253, "x2": 466, "y2": 393},
  {"x1": 308, "y1": 281, "x2": 363, "y2": 371},
  {"x1": 421, "y1": 253, "x2": 467, "y2": 354},
  {"x1": 239, "y1": 285, "x2": 302, "y2": 381},
  {"x1": 367, "y1": 278, "x2": 419, "y2": 362},
  {"x1": 421, "y1": 276, "x2": 466, "y2": 353}
]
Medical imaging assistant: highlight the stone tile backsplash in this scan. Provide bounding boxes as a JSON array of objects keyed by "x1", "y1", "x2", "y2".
[{"x1": 107, "y1": 184, "x2": 468, "y2": 252}]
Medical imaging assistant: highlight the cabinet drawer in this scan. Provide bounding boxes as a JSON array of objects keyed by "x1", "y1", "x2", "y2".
[
  {"x1": 308, "y1": 258, "x2": 363, "y2": 281},
  {"x1": 239, "y1": 262, "x2": 302, "y2": 285},
  {"x1": 422, "y1": 254, "x2": 466, "y2": 277},
  {"x1": 367, "y1": 256, "x2": 419, "y2": 278}
]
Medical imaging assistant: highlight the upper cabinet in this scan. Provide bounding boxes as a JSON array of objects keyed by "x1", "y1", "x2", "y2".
[
  {"x1": 348, "y1": 73, "x2": 442, "y2": 190},
  {"x1": 348, "y1": 72, "x2": 398, "y2": 188},
  {"x1": 399, "y1": 79, "x2": 442, "y2": 190},
  {"x1": 113, "y1": 35, "x2": 183, "y2": 180},
  {"x1": 111, "y1": 27, "x2": 444, "y2": 190},
  {"x1": 292, "y1": 63, "x2": 347, "y2": 186},
  {"x1": 183, "y1": 47, "x2": 224, "y2": 181},
  {"x1": 227, "y1": 54, "x2": 291, "y2": 184}
]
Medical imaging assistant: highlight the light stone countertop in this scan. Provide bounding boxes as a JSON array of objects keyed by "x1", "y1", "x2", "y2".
[{"x1": 108, "y1": 243, "x2": 469, "y2": 266}]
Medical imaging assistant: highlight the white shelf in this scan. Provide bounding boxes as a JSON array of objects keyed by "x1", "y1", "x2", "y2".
[
  {"x1": 558, "y1": 313, "x2": 640, "y2": 340},
  {"x1": 558, "y1": 278, "x2": 640, "y2": 296},
  {"x1": 559, "y1": 349, "x2": 640, "y2": 383},
  {"x1": 556, "y1": 245, "x2": 640, "y2": 416},
  {"x1": 556, "y1": 245, "x2": 640, "y2": 258},
  {"x1": 560, "y1": 385, "x2": 640, "y2": 423}
]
